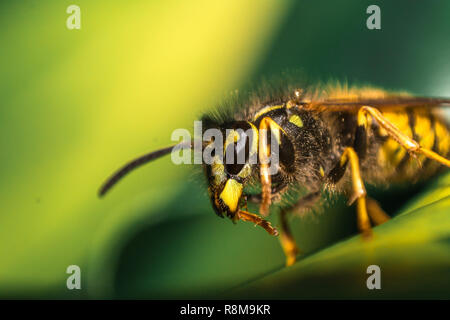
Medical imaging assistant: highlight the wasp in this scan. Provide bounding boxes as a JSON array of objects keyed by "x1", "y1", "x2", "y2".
[{"x1": 99, "y1": 82, "x2": 450, "y2": 266}]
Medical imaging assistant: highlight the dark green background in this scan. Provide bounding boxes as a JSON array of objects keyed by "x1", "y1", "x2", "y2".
[{"x1": 0, "y1": 0, "x2": 449, "y2": 299}]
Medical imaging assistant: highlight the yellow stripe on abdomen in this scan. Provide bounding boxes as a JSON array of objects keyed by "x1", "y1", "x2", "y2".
[
  {"x1": 377, "y1": 109, "x2": 449, "y2": 182},
  {"x1": 435, "y1": 119, "x2": 450, "y2": 157},
  {"x1": 378, "y1": 111, "x2": 411, "y2": 168},
  {"x1": 413, "y1": 112, "x2": 435, "y2": 151}
]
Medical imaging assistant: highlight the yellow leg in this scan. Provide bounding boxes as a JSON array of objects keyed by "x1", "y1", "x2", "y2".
[
  {"x1": 258, "y1": 117, "x2": 284, "y2": 216},
  {"x1": 358, "y1": 106, "x2": 450, "y2": 167},
  {"x1": 367, "y1": 197, "x2": 391, "y2": 225},
  {"x1": 290, "y1": 191, "x2": 321, "y2": 217},
  {"x1": 237, "y1": 210, "x2": 279, "y2": 236},
  {"x1": 279, "y1": 210, "x2": 300, "y2": 267},
  {"x1": 340, "y1": 147, "x2": 372, "y2": 239}
]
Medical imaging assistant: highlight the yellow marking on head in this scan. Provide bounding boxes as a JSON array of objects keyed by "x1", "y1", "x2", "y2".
[
  {"x1": 320, "y1": 166, "x2": 325, "y2": 177},
  {"x1": 253, "y1": 105, "x2": 283, "y2": 121},
  {"x1": 224, "y1": 129, "x2": 240, "y2": 150},
  {"x1": 289, "y1": 114, "x2": 303, "y2": 128},
  {"x1": 211, "y1": 156, "x2": 226, "y2": 185},
  {"x1": 219, "y1": 179, "x2": 243, "y2": 213}
]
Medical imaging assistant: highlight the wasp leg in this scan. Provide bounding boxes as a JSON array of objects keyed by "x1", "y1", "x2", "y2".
[
  {"x1": 290, "y1": 191, "x2": 322, "y2": 215},
  {"x1": 258, "y1": 117, "x2": 285, "y2": 216},
  {"x1": 358, "y1": 106, "x2": 450, "y2": 167},
  {"x1": 247, "y1": 184, "x2": 289, "y2": 204},
  {"x1": 367, "y1": 197, "x2": 391, "y2": 225},
  {"x1": 237, "y1": 210, "x2": 279, "y2": 236},
  {"x1": 278, "y1": 191, "x2": 320, "y2": 266},
  {"x1": 339, "y1": 147, "x2": 373, "y2": 239},
  {"x1": 279, "y1": 210, "x2": 299, "y2": 267}
]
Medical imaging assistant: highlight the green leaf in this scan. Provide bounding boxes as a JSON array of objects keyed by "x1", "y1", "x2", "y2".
[
  {"x1": 228, "y1": 171, "x2": 450, "y2": 299},
  {"x1": 109, "y1": 171, "x2": 450, "y2": 299}
]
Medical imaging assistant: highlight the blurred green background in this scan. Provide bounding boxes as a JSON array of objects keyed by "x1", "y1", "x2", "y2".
[{"x1": 0, "y1": 0, "x2": 449, "y2": 299}]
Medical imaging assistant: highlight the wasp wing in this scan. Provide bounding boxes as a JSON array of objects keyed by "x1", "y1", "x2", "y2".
[{"x1": 304, "y1": 97, "x2": 450, "y2": 112}]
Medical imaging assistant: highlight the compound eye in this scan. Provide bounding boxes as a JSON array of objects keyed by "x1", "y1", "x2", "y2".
[{"x1": 224, "y1": 135, "x2": 250, "y2": 176}]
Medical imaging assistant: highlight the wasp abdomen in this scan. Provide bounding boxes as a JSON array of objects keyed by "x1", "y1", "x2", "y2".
[{"x1": 364, "y1": 107, "x2": 450, "y2": 184}]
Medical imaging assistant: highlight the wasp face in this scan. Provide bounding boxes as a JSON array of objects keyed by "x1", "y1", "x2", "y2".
[{"x1": 203, "y1": 121, "x2": 258, "y2": 219}]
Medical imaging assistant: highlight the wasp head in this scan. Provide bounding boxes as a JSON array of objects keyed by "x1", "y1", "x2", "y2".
[{"x1": 203, "y1": 121, "x2": 258, "y2": 219}]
